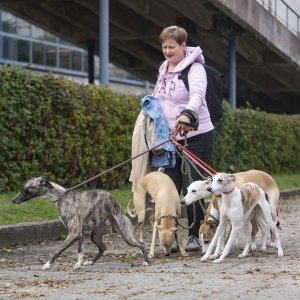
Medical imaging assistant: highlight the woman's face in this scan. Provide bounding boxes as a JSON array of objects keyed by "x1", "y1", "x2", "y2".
[{"x1": 162, "y1": 38, "x2": 186, "y2": 66}]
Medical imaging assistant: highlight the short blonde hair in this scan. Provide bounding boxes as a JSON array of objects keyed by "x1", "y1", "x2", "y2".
[{"x1": 159, "y1": 25, "x2": 187, "y2": 45}]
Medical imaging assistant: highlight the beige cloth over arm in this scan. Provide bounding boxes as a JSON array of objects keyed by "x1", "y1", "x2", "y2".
[{"x1": 129, "y1": 110, "x2": 151, "y2": 192}]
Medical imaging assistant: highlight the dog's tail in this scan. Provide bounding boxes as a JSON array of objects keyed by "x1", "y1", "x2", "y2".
[{"x1": 126, "y1": 198, "x2": 137, "y2": 218}]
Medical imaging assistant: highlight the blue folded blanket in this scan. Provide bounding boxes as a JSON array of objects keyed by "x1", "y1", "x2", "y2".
[{"x1": 141, "y1": 95, "x2": 176, "y2": 168}]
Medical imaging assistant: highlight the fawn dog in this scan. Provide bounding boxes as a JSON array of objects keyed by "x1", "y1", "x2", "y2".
[
  {"x1": 129, "y1": 171, "x2": 188, "y2": 258},
  {"x1": 12, "y1": 177, "x2": 149, "y2": 269},
  {"x1": 201, "y1": 172, "x2": 283, "y2": 263},
  {"x1": 181, "y1": 170, "x2": 280, "y2": 253}
]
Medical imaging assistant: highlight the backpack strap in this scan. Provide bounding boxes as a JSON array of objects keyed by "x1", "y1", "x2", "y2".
[{"x1": 178, "y1": 63, "x2": 193, "y2": 91}]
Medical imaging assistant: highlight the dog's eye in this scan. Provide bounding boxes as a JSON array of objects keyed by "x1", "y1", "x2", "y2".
[
  {"x1": 217, "y1": 179, "x2": 223, "y2": 184},
  {"x1": 192, "y1": 189, "x2": 196, "y2": 193}
]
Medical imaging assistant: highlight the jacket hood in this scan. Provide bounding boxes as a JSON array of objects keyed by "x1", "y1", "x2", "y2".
[{"x1": 159, "y1": 46, "x2": 205, "y2": 74}]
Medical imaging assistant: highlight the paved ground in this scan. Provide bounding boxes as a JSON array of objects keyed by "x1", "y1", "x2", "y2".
[{"x1": 0, "y1": 196, "x2": 299, "y2": 300}]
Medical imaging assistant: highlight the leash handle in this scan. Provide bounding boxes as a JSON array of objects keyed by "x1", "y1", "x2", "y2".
[{"x1": 176, "y1": 121, "x2": 196, "y2": 137}]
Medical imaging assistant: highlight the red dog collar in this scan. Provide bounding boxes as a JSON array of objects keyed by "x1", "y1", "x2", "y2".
[{"x1": 222, "y1": 186, "x2": 235, "y2": 195}]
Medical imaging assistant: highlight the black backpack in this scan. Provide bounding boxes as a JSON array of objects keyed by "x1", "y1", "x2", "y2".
[{"x1": 178, "y1": 63, "x2": 223, "y2": 124}]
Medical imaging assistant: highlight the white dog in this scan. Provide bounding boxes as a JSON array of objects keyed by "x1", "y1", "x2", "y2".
[
  {"x1": 181, "y1": 170, "x2": 280, "y2": 253},
  {"x1": 200, "y1": 172, "x2": 283, "y2": 263}
]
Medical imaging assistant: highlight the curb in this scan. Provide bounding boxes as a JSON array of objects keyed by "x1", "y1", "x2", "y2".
[
  {"x1": 1, "y1": 189, "x2": 299, "y2": 249},
  {"x1": 0, "y1": 220, "x2": 67, "y2": 248}
]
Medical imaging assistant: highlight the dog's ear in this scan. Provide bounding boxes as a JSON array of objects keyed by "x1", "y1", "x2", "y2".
[
  {"x1": 228, "y1": 174, "x2": 236, "y2": 182},
  {"x1": 39, "y1": 177, "x2": 53, "y2": 189}
]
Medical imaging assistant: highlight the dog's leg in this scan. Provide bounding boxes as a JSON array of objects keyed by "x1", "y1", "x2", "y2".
[
  {"x1": 250, "y1": 216, "x2": 259, "y2": 251},
  {"x1": 177, "y1": 227, "x2": 188, "y2": 257},
  {"x1": 149, "y1": 220, "x2": 158, "y2": 259},
  {"x1": 74, "y1": 234, "x2": 85, "y2": 269},
  {"x1": 199, "y1": 233, "x2": 208, "y2": 254},
  {"x1": 133, "y1": 190, "x2": 146, "y2": 244},
  {"x1": 212, "y1": 228, "x2": 227, "y2": 259},
  {"x1": 238, "y1": 220, "x2": 252, "y2": 258},
  {"x1": 213, "y1": 219, "x2": 241, "y2": 264},
  {"x1": 201, "y1": 215, "x2": 228, "y2": 261},
  {"x1": 83, "y1": 226, "x2": 107, "y2": 266},
  {"x1": 253, "y1": 209, "x2": 269, "y2": 252},
  {"x1": 43, "y1": 231, "x2": 81, "y2": 270},
  {"x1": 258, "y1": 196, "x2": 283, "y2": 257},
  {"x1": 112, "y1": 213, "x2": 149, "y2": 266}
]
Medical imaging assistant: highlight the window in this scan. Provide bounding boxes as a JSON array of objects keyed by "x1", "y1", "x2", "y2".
[
  {"x1": 44, "y1": 45, "x2": 56, "y2": 67},
  {"x1": 3, "y1": 36, "x2": 29, "y2": 63},
  {"x1": 17, "y1": 39, "x2": 30, "y2": 62},
  {"x1": 59, "y1": 48, "x2": 71, "y2": 69},
  {"x1": 32, "y1": 42, "x2": 45, "y2": 65},
  {"x1": 71, "y1": 50, "x2": 82, "y2": 71}
]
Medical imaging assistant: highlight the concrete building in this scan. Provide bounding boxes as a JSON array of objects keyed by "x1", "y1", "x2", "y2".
[
  {"x1": 0, "y1": 0, "x2": 299, "y2": 113},
  {"x1": 0, "y1": 9, "x2": 152, "y2": 95}
]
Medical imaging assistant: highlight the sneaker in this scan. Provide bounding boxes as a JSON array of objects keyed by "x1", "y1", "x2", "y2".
[{"x1": 185, "y1": 235, "x2": 201, "y2": 252}]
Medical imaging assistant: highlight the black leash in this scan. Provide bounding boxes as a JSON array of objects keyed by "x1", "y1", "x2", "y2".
[{"x1": 63, "y1": 138, "x2": 171, "y2": 196}]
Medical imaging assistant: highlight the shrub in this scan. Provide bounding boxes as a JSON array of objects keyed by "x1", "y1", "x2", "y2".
[{"x1": 0, "y1": 65, "x2": 299, "y2": 192}]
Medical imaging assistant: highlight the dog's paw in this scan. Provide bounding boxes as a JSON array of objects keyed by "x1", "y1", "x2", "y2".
[
  {"x1": 212, "y1": 258, "x2": 223, "y2": 264},
  {"x1": 143, "y1": 261, "x2": 149, "y2": 267},
  {"x1": 238, "y1": 253, "x2": 248, "y2": 258},
  {"x1": 180, "y1": 251, "x2": 189, "y2": 257},
  {"x1": 201, "y1": 255, "x2": 209, "y2": 262},
  {"x1": 42, "y1": 261, "x2": 51, "y2": 270},
  {"x1": 73, "y1": 262, "x2": 83, "y2": 269},
  {"x1": 148, "y1": 253, "x2": 154, "y2": 259},
  {"x1": 269, "y1": 241, "x2": 277, "y2": 248},
  {"x1": 251, "y1": 243, "x2": 257, "y2": 251},
  {"x1": 260, "y1": 246, "x2": 267, "y2": 252},
  {"x1": 209, "y1": 254, "x2": 218, "y2": 260},
  {"x1": 83, "y1": 260, "x2": 93, "y2": 266},
  {"x1": 278, "y1": 249, "x2": 284, "y2": 257}
]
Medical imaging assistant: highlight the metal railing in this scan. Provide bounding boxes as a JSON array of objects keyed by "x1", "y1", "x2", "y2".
[{"x1": 257, "y1": 0, "x2": 300, "y2": 37}]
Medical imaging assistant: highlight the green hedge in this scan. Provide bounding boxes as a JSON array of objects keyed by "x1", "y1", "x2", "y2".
[
  {"x1": 0, "y1": 65, "x2": 299, "y2": 192},
  {"x1": 212, "y1": 102, "x2": 300, "y2": 173},
  {"x1": 0, "y1": 65, "x2": 140, "y2": 192}
]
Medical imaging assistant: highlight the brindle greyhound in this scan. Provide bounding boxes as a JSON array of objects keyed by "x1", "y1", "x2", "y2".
[{"x1": 12, "y1": 177, "x2": 149, "y2": 269}]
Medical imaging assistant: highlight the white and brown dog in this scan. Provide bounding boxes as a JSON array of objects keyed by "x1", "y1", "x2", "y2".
[
  {"x1": 181, "y1": 170, "x2": 280, "y2": 253},
  {"x1": 201, "y1": 172, "x2": 283, "y2": 263},
  {"x1": 129, "y1": 171, "x2": 188, "y2": 259}
]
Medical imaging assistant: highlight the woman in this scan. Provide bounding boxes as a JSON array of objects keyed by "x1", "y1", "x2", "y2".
[{"x1": 153, "y1": 25, "x2": 215, "y2": 251}]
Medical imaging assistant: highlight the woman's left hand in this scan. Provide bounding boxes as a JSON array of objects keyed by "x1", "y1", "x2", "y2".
[{"x1": 175, "y1": 115, "x2": 193, "y2": 132}]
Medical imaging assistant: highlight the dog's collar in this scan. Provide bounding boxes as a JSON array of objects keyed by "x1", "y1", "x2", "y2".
[
  {"x1": 160, "y1": 214, "x2": 177, "y2": 220},
  {"x1": 159, "y1": 214, "x2": 178, "y2": 225},
  {"x1": 222, "y1": 186, "x2": 235, "y2": 195}
]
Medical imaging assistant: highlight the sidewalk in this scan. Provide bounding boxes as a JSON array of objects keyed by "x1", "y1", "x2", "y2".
[
  {"x1": 0, "y1": 190, "x2": 299, "y2": 300},
  {"x1": 0, "y1": 189, "x2": 299, "y2": 248}
]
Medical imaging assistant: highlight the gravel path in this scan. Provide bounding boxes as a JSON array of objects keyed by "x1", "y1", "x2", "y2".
[{"x1": 0, "y1": 197, "x2": 299, "y2": 299}]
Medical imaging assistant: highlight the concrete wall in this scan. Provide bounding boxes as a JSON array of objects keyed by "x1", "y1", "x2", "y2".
[{"x1": 214, "y1": 0, "x2": 300, "y2": 66}]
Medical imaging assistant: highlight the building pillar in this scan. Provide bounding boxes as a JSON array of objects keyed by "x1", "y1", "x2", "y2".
[
  {"x1": 99, "y1": 0, "x2": 109, "y2": 85},
  {"x1": 87, "y1": 39, "x2": 95, "y2": 84},
  {"x1": 228, "y1": 34, "x2": 236, "y2": 109}
]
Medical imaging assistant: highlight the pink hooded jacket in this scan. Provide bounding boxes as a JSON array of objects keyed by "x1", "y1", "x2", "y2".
[{"x1": 153, "y1": 46, "x2": 214, "y2": 139}]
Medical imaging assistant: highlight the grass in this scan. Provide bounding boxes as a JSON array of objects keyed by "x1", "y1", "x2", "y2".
[{"x1": 0, "y1": 173, "x2": 299, "y2": 226}]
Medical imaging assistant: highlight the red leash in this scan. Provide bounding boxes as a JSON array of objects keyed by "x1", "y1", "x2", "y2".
[{"x1": 169, "y1": 134, "x2": 217, "y2": 176}]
